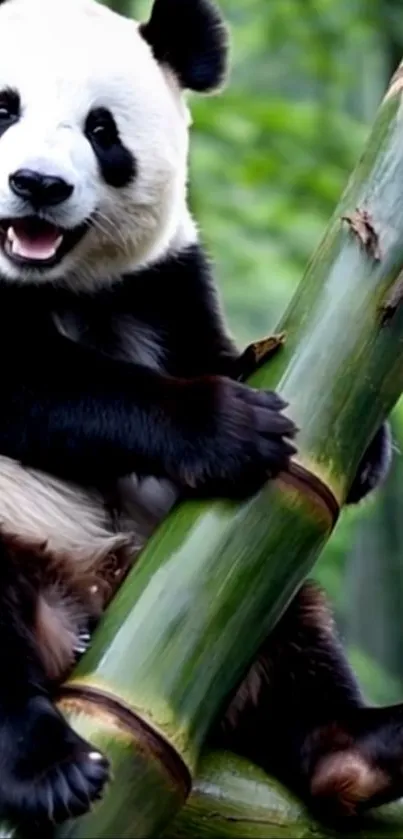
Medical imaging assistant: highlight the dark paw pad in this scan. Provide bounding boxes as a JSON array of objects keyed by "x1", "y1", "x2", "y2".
[{"x1": 0, "y1": 696, "x2": 109, "y2": 823}]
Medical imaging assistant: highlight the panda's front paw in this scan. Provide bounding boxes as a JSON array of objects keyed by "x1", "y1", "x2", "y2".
[
  {"x1": 172, "y1": 377, "x2": 297, "y2": 498},
  {"x1": 346, "y1": 422, "x2": 392, "y2": 505},
  {"x1": 0, "y1": 695, "x2": 109, "y2": 824}
]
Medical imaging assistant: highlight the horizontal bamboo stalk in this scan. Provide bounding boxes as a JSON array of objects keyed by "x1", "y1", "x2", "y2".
[{"x1": 163, "y1": 750, "x2": 403, "y2": 839}]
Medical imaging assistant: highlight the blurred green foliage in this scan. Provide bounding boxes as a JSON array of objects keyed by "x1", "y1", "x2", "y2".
[{"x1": 108, "y1": 0, "x2": 403, "y2": 704}]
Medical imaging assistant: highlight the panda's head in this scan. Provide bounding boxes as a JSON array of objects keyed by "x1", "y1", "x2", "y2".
[{"x1": 0, "y1": 0, "x2": 228, "y2": 288}]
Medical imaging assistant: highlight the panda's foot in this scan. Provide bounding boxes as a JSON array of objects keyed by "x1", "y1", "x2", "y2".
[
  {"x1": 306, "y1": 704, "x2": 403, "y2": 820},
  {"x1": 0, "y1": 694, "x2": 109, "y2": 824}
]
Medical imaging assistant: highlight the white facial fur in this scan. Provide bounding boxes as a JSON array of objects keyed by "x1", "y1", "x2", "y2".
[{"x1": 0, "y1": 0, "x2": 196, "y2": 288}]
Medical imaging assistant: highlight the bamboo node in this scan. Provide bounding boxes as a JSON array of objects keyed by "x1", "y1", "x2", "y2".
[
  {"x1": 277, "y1": 462, "x2": 340, "y2": 528},
  {"x1": 58, "y1": 683, "x2": 192, "y2": 799},
  {"x1": 342, "y1": 209, "x2": 381, "y2": 261}
]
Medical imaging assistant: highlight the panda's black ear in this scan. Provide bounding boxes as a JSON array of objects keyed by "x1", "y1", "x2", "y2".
[{"x1": 140, "y1": 0, "x2": 229, "y2": 93}]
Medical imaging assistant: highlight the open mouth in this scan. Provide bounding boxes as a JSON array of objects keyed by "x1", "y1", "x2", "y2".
[{"x1": 0, "y1": 216, "x2": 88, "y2": 268}]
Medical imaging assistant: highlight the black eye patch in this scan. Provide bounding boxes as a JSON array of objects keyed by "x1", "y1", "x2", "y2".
[
  {"x1": 84, "y1": 107, "x2": 136, "y2": 188},
  {"x1": 0, "y1": 88, "x2": 20, "y2": 138}
]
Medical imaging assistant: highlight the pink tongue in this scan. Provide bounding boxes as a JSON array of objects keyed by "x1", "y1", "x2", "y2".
[{"x1": 8, "y1": 223, "x2": 63, "y2": 261}]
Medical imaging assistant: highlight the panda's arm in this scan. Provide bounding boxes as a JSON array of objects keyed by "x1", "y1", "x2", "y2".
[
  {"x1": 1, "y1": 327, "x2": 295, "y2": 494},
  {"x1": 230, "y1": 336, "x2": 392, "y2": 505},
  {"x1": 187, "y1": 323, "x2": 392, "y2": 507},
  {"x1": 161, "y1": 252, "x2": 391, "y2": 506}
]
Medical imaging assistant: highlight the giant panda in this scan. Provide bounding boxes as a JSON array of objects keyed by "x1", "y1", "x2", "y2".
[{"x1": 0, "y1": 0, "x2": 396, "y2": 828}]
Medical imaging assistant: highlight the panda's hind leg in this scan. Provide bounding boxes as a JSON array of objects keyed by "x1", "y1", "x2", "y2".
[
  {"x1": 214, "y1": 582, "x2": 403, "y2": 821},
  {"x1": 0, "y1": 537, "x2": 109, "y2": 824}
]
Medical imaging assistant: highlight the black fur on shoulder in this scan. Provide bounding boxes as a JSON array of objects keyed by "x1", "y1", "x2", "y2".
[{"x1": 140, "y1": 0, "x2": 229, "y2": 92}]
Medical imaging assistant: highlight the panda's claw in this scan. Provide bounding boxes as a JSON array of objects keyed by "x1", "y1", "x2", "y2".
[
  {"x1": 73, "y1": 629, "x2": 92, "y2": 658},
  {"x1": 0, "y1": 695, "x2": 110, "y2": 824}
]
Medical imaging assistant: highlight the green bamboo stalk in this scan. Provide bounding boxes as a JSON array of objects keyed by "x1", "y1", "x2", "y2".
[
  {"x1": 100, "y1": 0, "x2": 133, "y2": 15},
  {"x1": 4, "y1": 63, "x2": 403, "y2": 839},
  {"x1": 164, "y1": 750, "x2": 403, "y2": 839},
  {"x1": 46, "y1": 68, "x2": 403, "y2": 838},
  {"x1": 55, "y1": 480, "x2": 334, "y2": 839}
]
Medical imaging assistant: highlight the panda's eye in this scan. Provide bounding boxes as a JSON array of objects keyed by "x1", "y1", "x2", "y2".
[
  {"x1": 0, "y1": 89, "x2": 20, "y2": 125},
  {"x1": 85, "y1": 108, "x2": 118, "y2": 150},
  {"x1": 85, "y1": 106, "x2": 135, "y2": 188}
]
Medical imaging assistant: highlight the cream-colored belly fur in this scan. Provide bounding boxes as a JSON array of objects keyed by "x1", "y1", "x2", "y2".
[{"x1": 0, "y1": 455, "x2": 177, "y2": 680}]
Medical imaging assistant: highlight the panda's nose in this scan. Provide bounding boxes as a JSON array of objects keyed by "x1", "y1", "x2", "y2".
[{"x1": 9, "y1": 169, "x2": 74, "y2": 207}]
